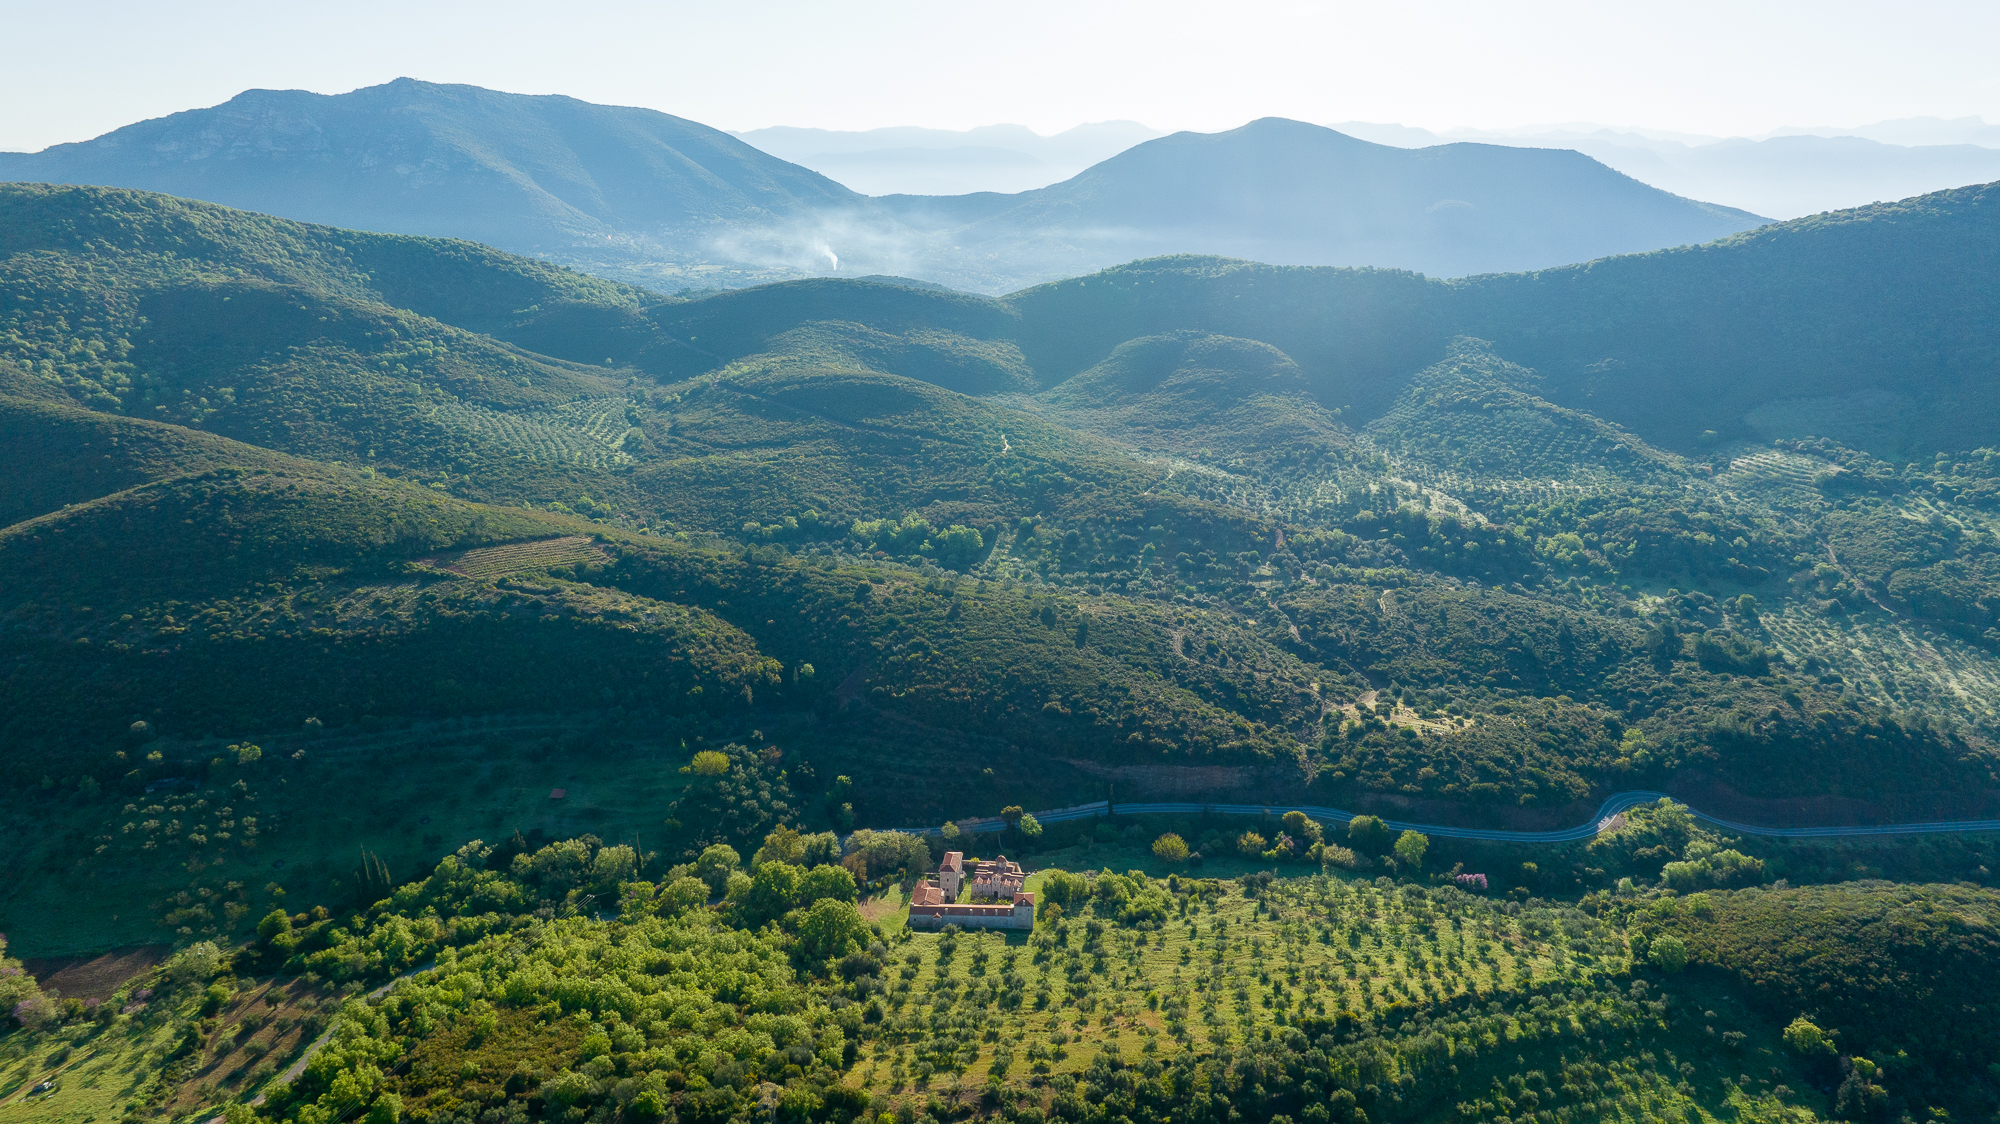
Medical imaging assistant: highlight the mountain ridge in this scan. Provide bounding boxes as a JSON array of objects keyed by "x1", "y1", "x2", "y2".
[
  {"x1": 6, "y1": 83, "x2": 1772, "y2": 291},
  {"x1": 877, "y1": 117, "x2": 1769, "y2": 279},
  {"x1": 0, "y1": 77, "x2": 862, "y2": 260}
]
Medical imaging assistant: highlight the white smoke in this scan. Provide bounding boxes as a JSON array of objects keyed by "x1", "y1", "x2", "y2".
[
  {"x1": 704, "y1": 209, "x2": 934, "y2": 282},
  {"x1": 698, "y1": 207, "x2": 1088, "y2": 294}
]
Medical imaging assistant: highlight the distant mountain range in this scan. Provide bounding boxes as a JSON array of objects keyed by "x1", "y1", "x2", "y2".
[
  {"x1": 755, "y1": 116, "x2": 2000, "y2": 206},
  {"x1": 874, "y1": 118, "x2": 1764, "y2": 280},
  {"x1": 734, "y1": 121, "x2": 1162, "y2": 195},
  {"x1": 1333, "y1": 119, "x2": 2000, "y2": 218},
  {"x1": 0, "y1": 78, "x2": 862, "y2": 290},
  {"x1": 1, "y1": 79, "x2": 1768, "y2": 292}
]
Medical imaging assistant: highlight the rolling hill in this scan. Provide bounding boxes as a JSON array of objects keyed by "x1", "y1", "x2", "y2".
[
  {"x1": 6, "y1": 84, "x2": 1773, "y2": 291},
  {"x1": 877, "y1": 118, "x2": 1769, "y2": 279},
  {"x1": 5, "y1": 173, "x2": 2000, "y2": 1124},
  {"x1": 0, "y1": 77, "x2": 867, "y2": 288},
  {"x1": 4, "y1": 179, "x2": 2000, "y2": 991},
  {"x1": 1336, "y1": 118, "x2": 2000, "y2": 218}
]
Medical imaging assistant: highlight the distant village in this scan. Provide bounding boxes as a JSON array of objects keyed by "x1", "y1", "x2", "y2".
[{"x1": 906, "y1": 851, "x2": 1035, "y2": 930}]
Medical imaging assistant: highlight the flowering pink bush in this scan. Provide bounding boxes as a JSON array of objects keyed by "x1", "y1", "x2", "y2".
[
  {"x1": 11, "y1": 996, "x2": 53, "y2": 1029},
  {"x1": 1455, "y1": 872, "x2": 1489, "y2": 890}
]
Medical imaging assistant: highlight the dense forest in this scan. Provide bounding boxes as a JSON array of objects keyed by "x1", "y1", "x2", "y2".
[{"x1": 3, "y1": 179, "x2": 2000, "y2": 1124}]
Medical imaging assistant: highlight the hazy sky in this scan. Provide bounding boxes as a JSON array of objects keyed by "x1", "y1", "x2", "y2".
[{"x1": 5, "y1": 0, "x2": 1998, "y2": 152}]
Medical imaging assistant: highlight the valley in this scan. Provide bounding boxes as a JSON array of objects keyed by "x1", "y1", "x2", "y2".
[{"x1": 2, "y1": 174, "x2": 1999, "y2": 1124}]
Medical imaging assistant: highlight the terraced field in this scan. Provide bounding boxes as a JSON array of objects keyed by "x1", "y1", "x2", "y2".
[
  {"x1": 426, "y1": 396, "x2": 639, "y2": 467},
  {"x1": 1763, "y1": 604, "x2": 2000, "y2": 723},
  {"x1": 1714, "y1": 448, "x2": 1831, "y2": 501}
]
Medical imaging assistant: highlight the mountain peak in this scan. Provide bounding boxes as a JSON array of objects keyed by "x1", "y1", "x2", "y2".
[{"x1": 0, "y1": 79, "x2": 861, "y2": 254}]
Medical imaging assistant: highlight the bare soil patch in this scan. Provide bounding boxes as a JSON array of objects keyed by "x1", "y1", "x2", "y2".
[
  {"x1": 417, "y1": 535, "x2": 605, "y2": 579},
  {"x1": 19, "y1": 945, "x2": 168, "y2": 1000}
]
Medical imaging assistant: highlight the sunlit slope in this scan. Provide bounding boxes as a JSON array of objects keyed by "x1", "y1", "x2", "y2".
[
  {"x1": 1034, "y1": 331, "x2": 1352, "y2": 460},
  {"x1": 1456, "y1": 181, "x2": 2000, "y2": 453},
  {"x1": 0, "y1": 462, "x2": 779, "y2": 753},
  {"x1": 915, "y1": 117, "x2": 1768, "y2": 277},
  {"x1": 0, "y1": 78, "x2": 863, "y2": 254}
]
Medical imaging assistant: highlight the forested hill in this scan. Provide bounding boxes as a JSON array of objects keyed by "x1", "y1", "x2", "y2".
[
  {"x1": 0, "y1": 78, "x2": 862, "y2": 259},
  {"x1": 627, "y1": 180, "x2": 1999, "y2": 457},
  {"x1": 1455, "y1": 181, "x2": 2000, "y2": 451},
  {"x1": 4, "y1": 177, "x2": 2000, "y2": 986},
  {"x1": 3, "y1": 84, "x2": 1770, "y2": 291},
  {"x1": 879, "y1": 118, "x2": 1768, "y2": 279}
]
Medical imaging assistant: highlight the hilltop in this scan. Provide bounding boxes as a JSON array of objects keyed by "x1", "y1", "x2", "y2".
[
  {"x1": 881, "y1": 118, "x2": 1768, "y2": 279},
  {"x1": 1, "y1": 179, "x2": 1998, "y2": 981},
  {"x1": 6, "y1": 85, "x2": 1771, "y2": 291},
  {"x1": 1, "y1": 160, "x2": 1999, "y2": 1124},
  {"x1": 0, "y1": 77, "x2": 867, "y2": 288}
]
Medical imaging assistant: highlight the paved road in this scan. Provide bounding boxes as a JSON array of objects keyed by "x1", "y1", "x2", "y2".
[{"x1": 893, "y1": 791, "x2": 2000, "y2": 843}]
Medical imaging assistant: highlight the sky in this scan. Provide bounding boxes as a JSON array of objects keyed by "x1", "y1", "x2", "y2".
[{"x1": 4, "y1": 0, "x2": 1999, "y2": 152}]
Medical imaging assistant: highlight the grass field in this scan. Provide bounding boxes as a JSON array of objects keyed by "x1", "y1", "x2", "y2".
[{"x1": 0, "y1": 998, "x2": 182, "y2": 1124}]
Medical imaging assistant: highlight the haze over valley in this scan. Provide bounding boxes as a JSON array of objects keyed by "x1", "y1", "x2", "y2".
[
  {"x1": 0, "y1": 80, "x2": 1775, "y2": 293},
  {"x1": 740, "y1": 115, "x2": 2000, "y2": 221}
]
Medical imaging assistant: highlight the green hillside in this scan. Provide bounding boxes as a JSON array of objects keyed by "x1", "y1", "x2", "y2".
[
  {"x1": 4, "y1": 180, "x2": 2000, "y2": 1124},
  {"x1": 905, "y1": 117, "x2": 1766, "y2": 280},
  {"x1": 0, "y1": 78, "x2": 865, "y2": 289},
  {"x1": 0, "y1": 394, "x2": 302, "y2": 526},
  {"x1": 1457, "y1": 182, "x2": 2000, "y2": 453},
  {"x1": 1, "y1": 85, "x2": 1777, "y2": 292}
]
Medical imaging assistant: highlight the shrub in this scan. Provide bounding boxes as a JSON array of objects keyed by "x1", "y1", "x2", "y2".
[
  {"x1": 690, "y1": 750, "x2": 730, "y2": 776},
  {"x1": 1320, "y1": 845, "x2": 1364, "y2": 870},
  {"x1": 1783, "y1": 1017, "x2": 1834, "y2": 1057},
  {"x1": 1658, "y1": 881, "x2": 2000, "y2": 1084},
  {"x1": 1279, "y1": 811, "x2": 1322, "y2": 845},
  {"x1": 1693, "y1": 631, "x2": 1771, "y2": 676},
  {"x1": 1347, "y1": 815, "x2": 1392, "y2": 854},
  {"x1": 200, "y1": 981, "x2": 235, "y2": 1015},
  {"x1": 1648, "y1": 934, "x2": 1688, "y2": 972},
  {"x1": 1236, "y1": 832, "x2": 1267, "y2": 858},
  {"x1": 1151, "y1": 834, "x2": 1190, "y2": 863},
  {"x1": 694, "y1": 844, "x2": 741, "y2": 895},
  {"x1": 1393, "y1": 830, "x2": 1429, "y2": 871}
]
